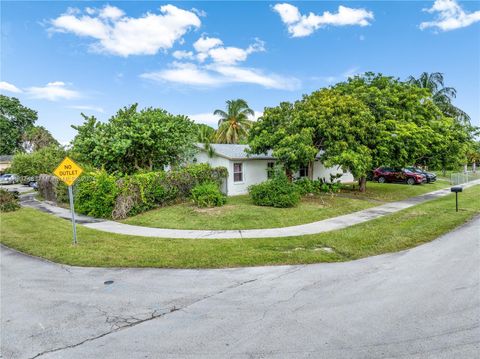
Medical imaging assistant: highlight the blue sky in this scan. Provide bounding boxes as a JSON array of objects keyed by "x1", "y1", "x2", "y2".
[{"x1": 1, "y1": 0, "x2": 479, "y2": 144}]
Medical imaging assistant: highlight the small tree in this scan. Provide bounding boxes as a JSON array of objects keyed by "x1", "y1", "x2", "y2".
[
  {"x1": 71, "y1": 104, "x2": 197, "y2": 174},
  {"x1": 0, "y1": 95, "x2": 37, "y2": 155}
]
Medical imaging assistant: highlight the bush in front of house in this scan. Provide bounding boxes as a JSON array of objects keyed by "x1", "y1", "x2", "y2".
[
  {"x1": 71, "y1": 164, "x2": 228, "y2": 219},
  {"x1": 294, "y1": 174, "x2": 344, "y2": 195},
  {"x1": 249, "y1": 172, "x2": 300, "y2": 208},
  {"x1": 0, "y1": 189, "x2": 20, "y2": 212},
  {"x1": 191, "y1": 182, "x2": 226, "y2": 208},
  {"x1": 75, "y1": 170, "x2": 119, "y2": 218}
]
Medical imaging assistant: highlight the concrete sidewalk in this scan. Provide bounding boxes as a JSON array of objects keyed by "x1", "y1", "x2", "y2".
[{"x1": 21, "y1": 180, "x2": 480, "y2": 239}]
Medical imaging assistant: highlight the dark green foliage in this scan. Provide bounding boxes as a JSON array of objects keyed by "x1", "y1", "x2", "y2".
[
  {"x1": 191, "y1": 182, "x2": 226, "y2": 208},
  {"x1": 0, "y1": 189, "x2": 20, "y2": 212},
  {"x1": 75, "y1": 171, "x2": 118, "y2": 218},
  {"x1": 249, "y1": 172, "x2": 300, "y2": 208},
  {"x1": 22, "y1": 126, "x2": 59, "y2": 152},
  {"x1": 0, "y1": 96, "x2": 38, "y2": 155}
]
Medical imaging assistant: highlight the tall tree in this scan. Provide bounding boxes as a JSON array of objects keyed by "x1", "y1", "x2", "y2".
[
  {"x1": 406, "y1": 72, "x2": 470, "y2": 123},
  {"x1": 250, "y1": 73, "x2": 459, "y2": 192},
  {"x1": 22, "y1": 126, "x2": 59, "y2": 152},
  {"x1": 71, "y1": 104, "x2": 197, "y2": 174},
  {"x1": 214, "y1": 99, "x2": 254, "y2": 144},
  {"x1": 0, "y1": 95, "x2": 37, "y2": 155}
]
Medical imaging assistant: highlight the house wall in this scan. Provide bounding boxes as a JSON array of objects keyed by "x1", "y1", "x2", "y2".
[
  {"x1": 194, "y1": 150, "x2": 355, "y2": 195},
  {"x1": 193, "y1": 151, "x2": 273, "y2": 196},
  {"x1": 226, "y1": 159, "x2": 272, "y2": 196},
  {"x1": 312, "y1": 160, "x2": 354, "y2": 183}
]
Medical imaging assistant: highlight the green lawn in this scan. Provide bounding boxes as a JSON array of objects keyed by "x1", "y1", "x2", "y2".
[
  {"x1": 122, "y1": 180, "x2": 450, "y2": 230},
  {"x1": 340, "y1": 180, "x2": 450, "y2": 202},
  {"x1": 122, "y1": 194, "x2": 376, "y2": 230},
  {"x1": 1, "y1": 185, "x2": 478, "y2": 268}
]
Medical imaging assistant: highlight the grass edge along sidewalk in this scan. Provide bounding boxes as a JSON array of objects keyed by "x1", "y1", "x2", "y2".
[{"x1": 1, "y1": 185, "x2": 479, "y2": 269}]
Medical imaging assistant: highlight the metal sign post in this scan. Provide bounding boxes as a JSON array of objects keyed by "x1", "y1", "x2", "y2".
[
  {"x1": 53, "y1": 157, "x2": 83, "y2": 245},
  {"x1": 68, "y1": 185, "x2": 77, "y2": 245}
]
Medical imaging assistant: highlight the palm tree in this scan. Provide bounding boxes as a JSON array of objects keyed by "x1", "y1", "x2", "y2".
[
  {"x1": 406, "y1": 72, "x2": 470, "y2": 123},
  {"x1": 214, "y1": 99, "x2": 254, "y2": 144}
]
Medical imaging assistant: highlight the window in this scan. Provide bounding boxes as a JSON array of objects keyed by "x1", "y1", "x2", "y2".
[
  {"x1": 233, "y1": 163, "x2": 243, "y2": 182},
  {"x1": 299, "y1": 166, "x2": 309, "y2": 178},
  {"x1": 267, "y1": 162, "x2": 275, "y2": 179}
]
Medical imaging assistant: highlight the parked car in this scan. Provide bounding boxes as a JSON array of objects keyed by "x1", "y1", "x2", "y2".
[
  {"x1": 373, "y1": 167, "x2": 426, "y2": 185},
  {"x1": 405, "y1": 167, "x2": 437, "y2": 183},
  {"x1": 0, "y1": 174, "x2": 18, "y2": 185}
]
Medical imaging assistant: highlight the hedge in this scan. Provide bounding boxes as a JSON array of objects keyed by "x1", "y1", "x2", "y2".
[{"x1": 38, "y1": 164, "x2": 227, "y2": 219}]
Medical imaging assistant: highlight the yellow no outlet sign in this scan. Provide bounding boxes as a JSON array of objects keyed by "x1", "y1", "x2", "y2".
[
  {"x1": 53, "y1": 157, "x2": 83, "y2": 186},
  {"x1": 53, "y1": 157, "x2": 83, "y2": 244}
]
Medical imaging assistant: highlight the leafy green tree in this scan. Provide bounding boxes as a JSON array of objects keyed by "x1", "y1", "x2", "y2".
[
  {"x1": 22, "y1": 126, "x2": 59, "y2": 152},
  {"x1": 406, "y1": 72, "x2": 470, "y2": 123},
  {"x1": 214, "y1": 99, "x2": 254, "y2": 144},
  {"x1": 10, "y1": 145, "x2": 66, "y2": 176},
  {"x1": 250, "y1": 73, "x2": 464, "y2": 192},
  {"x1": 71, "y1": 104, "x2": 197, "y2": 174},
  {"x1": 0, "y1": 95, "x2": 37, "y2": 155}
]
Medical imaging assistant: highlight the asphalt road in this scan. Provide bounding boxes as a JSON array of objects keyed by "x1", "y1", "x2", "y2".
[{"x1": 1, "y1": 218, "x2": 479, "y2": 359}]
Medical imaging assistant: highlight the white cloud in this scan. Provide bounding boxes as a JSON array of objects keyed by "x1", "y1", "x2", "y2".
[
  {"x1": 193, "y1": 36, "x2": 223, "y2": 53},
  {"x1": 172, "y1": 50, "x2": 194, "y2": 60},
  {"x1": 26, "y1": 82, "x2": 81, "y2": 101},
  {"x1": 141, "y1": 62, "x2": 300, "y2": 90},
  {"x1": 192, "y1": 36, "x2": 265, "y2": 65},
  {"x1": 141, "y1": 62, "x2": 223, "y2": 87},
  {"x1": 273, "y1": 3, "x2": 374, "y2": 37},
  {"x1": 68, "y1": 105, "x2": 105, "y2": 113},
  {"x1": 49, "y1": 4, "x2": 201, "y2": 56},
  {"x1": 0, "y1": 81, "x2": 22, "y2": 93},
  {"x1": 420, "y1": 0, "x2": 480, "y2": 31}
]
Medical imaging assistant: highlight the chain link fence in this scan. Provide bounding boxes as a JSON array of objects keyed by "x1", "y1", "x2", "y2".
[{"x1": 450, "y1": 171, "x2": 478, "y2": 185}]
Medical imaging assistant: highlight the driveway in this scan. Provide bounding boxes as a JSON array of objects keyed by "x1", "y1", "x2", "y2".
[{"x1": 1, "y1": 218, "x2": 479, "y2": 358}]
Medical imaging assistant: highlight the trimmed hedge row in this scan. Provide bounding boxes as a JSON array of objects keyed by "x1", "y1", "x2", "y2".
[{"x1": 38, "y1": 164, "x2": 227, "y2": 219}]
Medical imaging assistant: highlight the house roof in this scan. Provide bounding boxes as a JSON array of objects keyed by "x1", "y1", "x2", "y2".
[
  {"x1": 0, "y1": 155, "x2": 13, "y2": 162},
  {"x1": 196, "y1": 143, "x2": 275, "y2": 160},
  {"x1": 196, "y1": 143, "x2": 324, "y2": 161}
]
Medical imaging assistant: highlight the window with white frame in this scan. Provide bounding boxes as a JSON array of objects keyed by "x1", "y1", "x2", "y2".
[{"x1": 233, "y1": 163, "x2": 243, "y2": 182}]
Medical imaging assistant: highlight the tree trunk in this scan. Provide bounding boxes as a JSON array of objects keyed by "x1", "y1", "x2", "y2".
[
  {"x1": 308, "y1": 161, "x2": 314, "y2": 180},
  {"x1": 358, "y1": 176, "x2": 367, "y2": 193},
  {"x1": 286, "y1": 169, "x2": 293, "y2": 182},
  {"x1": 473, "y1": 162, "x2": 477, "y2": 174},
  {"x1": 442, "y1": 167, "x2": 446, "y2": 176}
]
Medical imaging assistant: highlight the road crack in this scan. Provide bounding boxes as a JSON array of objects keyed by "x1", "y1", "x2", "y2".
[{"x1": 29, "y1": 278, "x2": 258, "y2": 358}]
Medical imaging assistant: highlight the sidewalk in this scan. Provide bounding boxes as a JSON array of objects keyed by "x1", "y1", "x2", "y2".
[{"x1": 21, "y1": 180, "x2": 480, "y2": 239}]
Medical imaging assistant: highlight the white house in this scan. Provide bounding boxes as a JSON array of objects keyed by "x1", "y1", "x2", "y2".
[{"x1": 193, "y1": 144, "x2": 354, "y2": 196}]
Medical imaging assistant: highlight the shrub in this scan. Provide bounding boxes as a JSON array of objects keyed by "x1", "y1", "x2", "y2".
[
  {"x1": 70, "y1": 164, "x2": 228, "y2": 219},
  {"x1": 249, "y1": 172, "x2": 300, "y2": 208},
  {"x1": 0, "y1": 189, "x2": 20, "y2": 212},
  {"x1": 37, "y1": 174, "x2": 69, "y2": 203},
  {"x1": 294, "y1": 177, "x2": 316, "y2": 195},
  {"x1": 191, "y1": 182, "x2": 226, "y2": 208},
  {"x1": 10, "y1": 145, "x2": 66, "y2": 176},
  {"x1": 293, "y1": 174, "x2": 343, "y2": 196},
  {"x1": 75, "y1": 170, "x2": 118, "y2": 218}
]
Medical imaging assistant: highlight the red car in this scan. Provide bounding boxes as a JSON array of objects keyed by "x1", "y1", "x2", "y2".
[{"x1": 373, "y1": 167, "x2": 425, "y2": 185}]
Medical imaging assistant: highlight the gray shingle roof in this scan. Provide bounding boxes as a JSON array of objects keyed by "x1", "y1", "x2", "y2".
[
  {"x1": 0, "y1": 155, "x2": 13, "y2": 162},
  {"x1": 196, "y1": 143, "x2": 274, "y2": 160}
]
